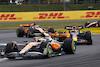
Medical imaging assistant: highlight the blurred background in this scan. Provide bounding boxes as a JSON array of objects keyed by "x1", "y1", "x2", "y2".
[{"x1": 0, "y1": 0, "x2": 100, "y2": 12}]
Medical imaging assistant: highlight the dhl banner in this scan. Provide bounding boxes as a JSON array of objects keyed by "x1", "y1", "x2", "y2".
[{"x1": 0, "y1": 10, "x2": 100, "y2": 21}]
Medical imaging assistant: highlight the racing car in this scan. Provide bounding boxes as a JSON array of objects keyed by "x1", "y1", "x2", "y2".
[
  {"x1": 16, "y1": 23, "x2": 45, "y2": 38},
  {"x1": 85, "y1": 20, "x2": 100, "y2": 28},
  {"x1": 49, "y1": 31, "x2": 71, "y2": 42},
  {"x1": 16, "y1": 23, "x2": 55, "y2": 38},
  {"x1": 64, "y1": 25, "x2": 93, "y2": 45},
  {"x1": 1, "y1": 30, "x2": 76, "y2": 59}
]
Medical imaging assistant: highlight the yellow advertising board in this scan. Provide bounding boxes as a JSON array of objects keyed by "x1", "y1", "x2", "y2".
[{"x1": 0, "y1": 10, "x2": 100, "y2": 21}]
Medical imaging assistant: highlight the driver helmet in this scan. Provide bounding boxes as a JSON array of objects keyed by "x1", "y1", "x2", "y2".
[{"x1": 72, "y1": 26, "x2": 77, "y2": 32}]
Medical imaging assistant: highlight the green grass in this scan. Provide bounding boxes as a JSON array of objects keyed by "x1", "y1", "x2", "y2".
[
  {"x1": 0, "y1": 23, "x2": 20, "y2": 29},
  {"x1": 0, "y1": 21, "x2": 100, "y2": 33},
  {"x1": 0, "y1": 22, "x2": 86, "y2": 30},
  {"x1": 66, "y1": 3, "x2": 100, "y2": 10},
  {"x1": 0, "y1": 4, "x2": 63, "y2": 12}
]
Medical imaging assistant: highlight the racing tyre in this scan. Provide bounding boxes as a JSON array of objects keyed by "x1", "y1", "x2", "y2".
[
  {"x1": 29, "y1": 28, "x2": 35, "y2": 33},
  {"x1": 5, "y1": 43, "x2": 18, "y2": 59},
  {"x1": 98, "y1": 20, "x2": 100, "y2": 27},
  {"x1": 16, "y1": 28, "x2": 24, "y2": 37},
  {"x1": 85, "y1": 31, "x2": 92, "y2": 45},
  {"x1": 48, "y1": 28, "x2": 55, "y2": 33},
  {"x1": 27, "y1": 28, "x2": 35, "y2": 37},
  {"x1": 85, "y1": 22, "x2": 90, "y2": 28},
  {"x1": 40, "y1": 42, "x2": 52, "y2": 58},
  {"x1": 63, "y1": 39, "x2": 76, "y2": 54},
  {"x1": 27, "y1": 30, "x2": 31, "y2": 38}
]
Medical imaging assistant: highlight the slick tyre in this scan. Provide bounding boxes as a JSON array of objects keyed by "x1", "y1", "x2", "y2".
[
  {"x1": 29, "y1": 28, "x2": 34, "y2": 34},
  {"x1": 48, "y1": 28, "x2": 55, "y2": 33},
  {"x1": 5, "y1": 43, "x2": 18, "y2": 59},
  {"x1": 27, "y1": 28, "x2": 34, "y2": 38},
  {"x1": 63, "y1": 39, "x2": 76, "y2": 54},
  {"x1": 40, "y1": 42, "x2": 52, "y2": 58},
  {"x1": 27, "y1": 30, "x2": 31, "y2": 38},
  {"x1": 16, "y1": 28, "x2": 24, "y2": 37},
  {"x1": 85, "y1": 31, "x2": 92, "y2": 45},
  {"x1": 85, "y1": 22, "x2": 90, "y2": 28},
  {"x1": 98, "y1": 20, "x2": 100, "y2": 27}
]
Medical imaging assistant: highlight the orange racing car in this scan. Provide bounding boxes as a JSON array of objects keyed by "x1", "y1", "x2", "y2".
[
  {"x1": 16, "y1": 23, "x2": 45, "y2": 37},
  {"x1": 1, "y1": 28, "x2": 76, "y2": 59}
]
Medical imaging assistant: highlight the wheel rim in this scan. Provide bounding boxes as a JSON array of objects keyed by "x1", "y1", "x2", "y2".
[
  {"x1": 27, "y1": 31, "x2": 30, "y2": 37},
  {"x1": 47, "y1": 44, "x2": 52, "y2": 57},
  {"x1": 16, "y1": 30, "x2": 19, "y2": 36},
  {"x1": 98, "y1": 22, "x2": 100, "y2": 26},
  {"x1": 72, "y1": 41, "x2": 76, "y2": 52}
]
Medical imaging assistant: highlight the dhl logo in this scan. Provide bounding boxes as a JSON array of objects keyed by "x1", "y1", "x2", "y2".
[
  {"x1": 86, "y1": 12, "x2": 100, "y2": 18},
  {"x1": 0, "y1": 14, "x2": 22, "y2": 20},
  {"x1": 39, "y1": 13, "x2": 65, "y2": 19},
  {"x1": 81, "y1": 12, "x2": 100, "y2": 18}
]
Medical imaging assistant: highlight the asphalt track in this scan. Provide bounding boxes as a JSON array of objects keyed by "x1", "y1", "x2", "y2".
[{"x1": 0, "y1": 30, "x2": 100, "y2": 67}]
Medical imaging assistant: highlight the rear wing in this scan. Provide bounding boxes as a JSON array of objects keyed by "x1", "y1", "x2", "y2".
[
  {"x1": 64, "y1": 26, "x2": 84, "y2": 30},
  {"x1": 20, "y1": 24, "x2": 40, "y2": 28},
  {"x1": 20, "y1": 24, "x2": 31, "y2": 28}
]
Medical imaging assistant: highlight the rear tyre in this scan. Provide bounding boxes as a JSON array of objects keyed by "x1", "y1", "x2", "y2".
[
  {"x1": 16, "y1": 28, "x2": 24, "y2": 37},
  {"x1": 85, "y1": 22, "x2": 90, "y2": 28},
  {"x1": 63, "y1": 39, "x2": 76, "y2": 54},
  {"x1": 48, "y1": 28, "x2": 55, "y2": 33},
  {"x1": 98, "y1": 20, "x2": 100, "y2": 27},
  {"x1": 5, "y1": 43, "x2": 18, "y2": 59},
  {"x1": 85, "y1": 31, "x2": 92, "y2": 45}
]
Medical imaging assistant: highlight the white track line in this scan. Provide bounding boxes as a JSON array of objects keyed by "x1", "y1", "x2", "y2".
[
  {"x1": 0, "y1": 43, "x2": 7, "y2": 46},
  {"x1": 0, "y1": 58, "x2": 8, "y2": 62},
  {"x1": 0, "y1": 43, "x2": 24, "y2": 46}
]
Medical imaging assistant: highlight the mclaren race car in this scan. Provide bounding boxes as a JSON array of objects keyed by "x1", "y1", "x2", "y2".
[
  {"x1": 85, "y1": 20, "x2": 100, "y2": 28},
  {"x1": 16, "y1": 23, "x2": 43, "y2": 37},
  {"x1": 1, "y1": 30, "x2": 76, "y2": 59},
  {"x1": 16, "y1": 23, "x2": 55, "y2": 38},
  {"x1": 49, "y1": 31, "x2": 71, "y2": 42},
  {"x1": 64, "y1": 26, "x2": 93, "y2": 45}
]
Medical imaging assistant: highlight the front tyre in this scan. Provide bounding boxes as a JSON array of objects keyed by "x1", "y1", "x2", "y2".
[
  {"x1": 63, "y1": 39, "x2": 76, "y2": 54},
  {"x1": 27, "y1": 30, "x2": 31, "y2": 38},
  {"x1": 5, "y1": 42, "x2": 18, "y2": 59},
  {"x1": 40, "y1": 42, "x2": 52, "y2": 58}
]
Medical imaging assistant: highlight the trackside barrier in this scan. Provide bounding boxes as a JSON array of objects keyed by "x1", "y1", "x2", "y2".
[{"x1": 0, "y1": 10, "x2": 100, "y2": 21}]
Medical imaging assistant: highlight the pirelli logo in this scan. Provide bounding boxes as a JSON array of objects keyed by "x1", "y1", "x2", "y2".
[{"x1": 0, "y1": 14, "x2": 22, "y2": 20}]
